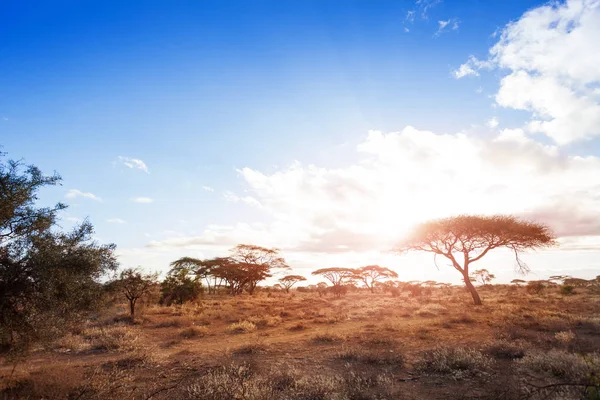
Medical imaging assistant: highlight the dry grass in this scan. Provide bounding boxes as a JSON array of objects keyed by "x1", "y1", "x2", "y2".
[
  {"x1": 2, "y1": 286, "x2": 600, "y2": 399},
  {"x1": 227, "y1": 320, "x2": 257, "y2": 334}
]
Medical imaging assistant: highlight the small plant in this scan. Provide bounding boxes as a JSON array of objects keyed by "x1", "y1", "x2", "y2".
[
  {"x1": 288, "y1": 322, "x2": 306, "y2": 331},
  {"x1": 310, "y1": 332, "x2": 345, "y2": 344},
  {"x1": 179, "y1": 326, "x2": 209, "y2": 339},
  {"x1": 227, "y1": 321, "x2": 257, "y2": 334},
  {"x1": 232, "y1": 343, "x2": 268, "y2": 355},
  {"x1": 561, "y1": 285, "x2": 576, "y2": 295},
  {"x1": 486, "y1": 339, "x2": 526, "y2": 359},
  {"x1": 415, "y1": 346, "x2": 493, "y2": 379},
  {"x1": 555, "y1": 330, "x2": 576, "y2": 344}
]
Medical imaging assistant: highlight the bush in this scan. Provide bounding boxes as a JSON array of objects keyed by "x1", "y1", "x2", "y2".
[
  {"x1": 486, "y1": 339, "x2": 526, "y2": 359},
  {"x1": 519, "y1": 350, "x2": 599, "y2": 381},
  {"x1": 415, "y1": 346, "x2": 493, "y2": 378},
  {"x1": 82, "y1": 326, "x2": 140, "y2": 351},
  {"x1": 526, "y1": 281, "x2": 546, "y2": 295},
  {"x1": 335, "y1": 347, "x2": 404, "y2": 367},
  {"x1": 227, "y1": 321, "x2": 257, "y2": 334},
  {"x1": 179, "y1": 326, "x2": 209, "y2": 339},
  {"x1": 561, "y1": 285, "x2": 576, "y2": 295},
  {"x1": 310, "y1": 332, "x2": 345, "y2": 344}
]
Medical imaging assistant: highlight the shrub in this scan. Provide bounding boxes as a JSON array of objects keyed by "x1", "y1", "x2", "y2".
[
  {"x1": 82, "y1": 326, "x2": 140, "y2": 351},
  {"x1": 310, "y1": 332, "x2": 345, "y2": 344},
  {"x1": 519, "y1": 350, "x2": 599, "y2": 381},
  {"x1": 335, "y1": 347, "x2": 404, "y2": 367},
  {"x1": 288, "y1": 322, "x2": 306, "y2": 331},
  {"x1": 526, "y1": 281, "x2": 545, "y2": 295},
  {"x1": 227, "y1": 321, "x2": 257, "y2": 334},
  {"x1": 179, "y1": 326, "x2": 209, "y2": 339},
  {"x1": 486, "y1": 339, "x2": 526, "y2": 359},
  {"x1": 560, "y1": 285, "x2": 576, "y2": 295},
  {"x1": 232, "y1": 343, "x2": 268, "y2": 355},
  {"x1": 415, "y1": 346, "x2": 493, "y2": 378},
  {"x1": 555, "y1": 330, "x2": 576, "y2": 344}
]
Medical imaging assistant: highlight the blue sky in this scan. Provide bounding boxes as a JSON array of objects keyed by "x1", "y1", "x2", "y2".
[{"x1": 2, "y1": 0, "x2": 600, "y2": 284}]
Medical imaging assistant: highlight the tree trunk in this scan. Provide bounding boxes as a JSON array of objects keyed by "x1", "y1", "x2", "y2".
[
  {"x1": 463, "y1": 275, "x2": 482, "y2": 305},
  {"x1": 129, "y1": 298, "x2": 136, "y2": 316}
]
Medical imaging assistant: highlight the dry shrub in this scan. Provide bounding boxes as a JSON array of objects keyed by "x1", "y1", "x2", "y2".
[
  {"x1": 232, "y1": 343, "x2": 268, "y2": 355},
  {"x1": 335, "y1": 346, "x2": 404, "y2": 367},
  {"x1": 486, "y1": 339, "x2": 526, "y2": 359},
  {"x1": 416, "y1": 303, "x2": 447, "y2": 317},
  {"x1": 288, "y1": 322, "x2": 307, "y2": 331},
  {"x1": 247, "y1": 315, "x2": 282, "y2": 328},
  {"x1": 82, "y1": 326, "x2": 140, "y2": 351},
  {"x1": 179, "y1": 326, "x2": 209, "y2": 339},
  {"x1": 519, "y1": 350, "x2": 600, "y2": 381},
  {"x1": 555, "y1": 330, "x2": 576, "y2": 344},
  {"x1": 415, "y1": 346, "x2": 493, "y2": 379},
  {"x1": 227, "y1": 321, "x2": 257, "y2": 334},
  {"x1": 154, "y1": 316, "x2": 193, "y2": 328},
  {"x1": 53, "y1": 333, "x2": 90, "y2": 353},
  {"x1": 310, "y1": 332, "x2": 345, "y2": 344},
  {"x1": 448, "y1": 314, "x2": 475, "y2": 324},
  {"x1": 178, "y1": 362, "x2": 396, "y2": 400}
]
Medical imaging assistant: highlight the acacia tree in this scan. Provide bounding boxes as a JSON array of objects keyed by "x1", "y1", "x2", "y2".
[
  {"x1": 469, "y1": 269, "x2": 495, "y2": 286},
  {"x1": 278, "y1": 275, "x2": 307, "y2": 293},
  {"x1": 394, "y1": 215, "x2": 556, "y2": 305},
  {"x1": 114, "y1": 268, "x2": 158, "y2": 316},
  {"x1": 511, "y1": 279, "x2": 526, "y2": 286},
  {"x1": 1, "y1": 155, "x2": 118, "y2": 352},
  {"x1": 229, "y1": 244, "x2": 289, "y2": 295},
  {"x1": 311, "y1": 268, "x2": 356, "y2": 298},
  {"x1": 354, "y1": 265, "x2": 398, "y2": 293}
]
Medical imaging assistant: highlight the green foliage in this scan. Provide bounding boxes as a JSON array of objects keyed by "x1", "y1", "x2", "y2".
[
  {"x1": 161, "y1": 267, "x2": 202, "y2": 305},
  {"x1": 112, "y1": 268, "x2": 158, "y2": 316},
  {"x1": 561, "y1": 284, "x2": 576, "y2": 295},
  {"x1": 0, "y1": 155, "x2": 117, "y2": 354}
]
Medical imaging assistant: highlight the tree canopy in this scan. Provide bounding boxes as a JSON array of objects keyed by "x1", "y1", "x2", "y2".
[
  {"x1": 0, "y1": 155, "x2": 117, "y2": 352},
  {"x1": 353, "y1": 265, "x2": 398, "y2": 293},
  {"x1": 394, "y1": 215, "x2": 556, "y2": 305},
  {"x1": 278, "y1": 275, "x2": 307, "y2": 293}
]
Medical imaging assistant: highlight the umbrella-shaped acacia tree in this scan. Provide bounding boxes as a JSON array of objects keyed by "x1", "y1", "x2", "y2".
[{"x1": 394, "y1": 215, "x2": 556, "y2": 305}]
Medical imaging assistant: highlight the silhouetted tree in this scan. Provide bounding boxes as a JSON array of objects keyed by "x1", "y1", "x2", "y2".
[
  {"x1": 394, "y1": 215, "x2": 556, "y2": 305},
  {"x1": 511, "y1": 279, "x2": 526, "y2": 286},
  {"x1": 311, "y1": 268, "x2": 356, "y2": 298},
  {"x1": 469, "y1": 269, "x2": 496, "y2": 286},
  {"x1": 229, "y1": 244, "x2": 289, "y2": 295},
  {"x1": 0, "y1": 155, "x2": 118, "y2": 352},
  {"x1": 114, "y1": 268, "x2": 158, "y2": 316},
  {"x1": 354, "y1": 265, "x2": 398, "y2": 293},
  {"x1": 279, "y1": 275, "x2": 307, "y2": 293}
]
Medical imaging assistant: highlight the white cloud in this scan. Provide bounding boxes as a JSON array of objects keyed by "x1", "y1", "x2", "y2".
[
  {"x1": 459, "y1": 0, "x2": 600, "y2": 144},
  {"x1": 107, "y1": 218, "x2": 126, "y2": 224},
  {"x1": 453, "y1": 56, "x2": 491, "y2": 78},
  {"x1": 132, "y1": 197, "x2": 153, "y2": 203},
  {"x1": 202, "y1": 186, "x2": 214, "y2": 192},
  {"x1": 117, "y1": 156, "x2": 149, "y2": 173},
  {"x1": 65, "y1": 189, "x2": 102, "y2": 202},
  {"x1": 223, "y1": 191, "x2": 262, "y2": 207},
  {"x1": 436, "y1": 18, "x2": 459, "y2": 36},
  {"x1": 147, "y1": 127, "x2": 600, "y2": 259},
  {"x1": 486, "y1": 117, "x2": 499, "y2": 128}
]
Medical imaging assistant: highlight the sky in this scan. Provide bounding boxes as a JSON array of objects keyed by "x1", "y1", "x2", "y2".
[{"x1": 2, "y1": 0, "x2": 600, "y2": 285}]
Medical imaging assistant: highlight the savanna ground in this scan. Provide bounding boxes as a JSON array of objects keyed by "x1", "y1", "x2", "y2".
[{"x1": 1, "y1": 285, "x2": 599, "y2": 400}]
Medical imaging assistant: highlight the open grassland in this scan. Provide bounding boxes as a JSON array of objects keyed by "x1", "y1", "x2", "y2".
[{"x1": 1, "y1": 286, "x2": 599, "y2": 400}]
